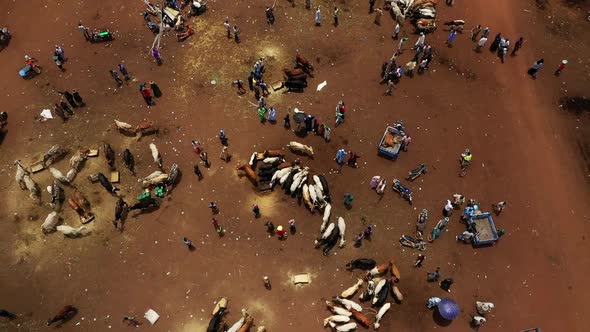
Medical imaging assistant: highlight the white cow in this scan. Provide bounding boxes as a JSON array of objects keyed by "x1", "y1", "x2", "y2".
[
  {"x1": 56, "y1": 225, "x2": 89, "y2": 238},
  {"x1": 149, "y1": 143, "x2": 163, "y2": 168},
  {"x1": 341, "y1": 279, "x2": 363, "y2": 298},
  {"x1": 23, "y1": 174, "x2": 41, "y2": 203},
  {"x1": 323, "y1": 315, "x2": 350, "y2": 327},
  {"x1": 321, "y1": 204, "x2": 332, "y2": 232},
  {"x1": 329, "y1": 321, "x2": 357, "y2": 331},
  {"x1": 337, "y1": 216, "x2": 346, "y2": 248},
  {"x1": 326, "y1": 301, "x2": 352, "y2": 317},
  {"x1": 41, "y1": 212, "x2": 60, "y2": 233},
  {"x1": 49, "y1": 167, "x2": 70, "y2": 184},
  {"x1": 14, "y1": 160, "x2": 28, "y2": 190},
  {"x1": 372, "y1": 279, "x2": 387, "y2": 305},
  {"x1": 334, "y1": 296, "x2": 362, "y2": 312},
  {"x1": 374, "y1": 303, "x2": 391, "y2": 329},
  {"x1": 287, "y1": 141, "x2": 314, "y2": 156}
]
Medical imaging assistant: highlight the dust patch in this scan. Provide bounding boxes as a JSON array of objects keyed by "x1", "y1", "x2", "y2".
[{"x1": 243, "y1": 298, "x2": 276, "y2": 327}]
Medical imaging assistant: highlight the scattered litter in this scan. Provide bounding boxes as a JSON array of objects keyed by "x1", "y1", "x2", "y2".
[
  {"x1": 316, "y1": 81, "x2": 327, "y2": 91},
  {"x1": 144, "y1": 309, "x2": 160, "y2": 325}
]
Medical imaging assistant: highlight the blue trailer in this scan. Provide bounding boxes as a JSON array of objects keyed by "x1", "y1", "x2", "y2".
[
  {"x1": 463, "y1": 208, "x2": 499, "y2": 246},
  {"x1": 378, "y1": 125, "x2": 406, "y2": 160}
]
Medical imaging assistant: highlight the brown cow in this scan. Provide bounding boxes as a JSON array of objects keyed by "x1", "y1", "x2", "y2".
[
  {"x1": 237, "y1": 164, "x2": 258, "y2": 184},
  {"x1": 283, "y1": 68, "x2": 305, "y2": 77},
  {"x1": 263, "y1": 149, "x2": 285, "y2": 158},
  {"x1": 236, "y1": 316, "x2": 254, "y2": 332},
  {"x1": 296, "y1": 53, "x2": 313, "y2": 70},
  {"x1": 350, "y1": 309, "x2": 371, "y2": 328}
]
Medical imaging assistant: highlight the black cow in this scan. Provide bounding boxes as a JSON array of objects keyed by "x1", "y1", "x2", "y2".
[
  {"x1": 123, "y1": 149, "x2": 135, "y2": 174},
  {"x1": 129, "y1": 198, "x2": 159, "y2": 211},
  {"x1": 97, "y1": 172, "x2": 119, "y2": 193},
  {"x1": 346, "y1": 258, "x2": 377, "y2": 270}
]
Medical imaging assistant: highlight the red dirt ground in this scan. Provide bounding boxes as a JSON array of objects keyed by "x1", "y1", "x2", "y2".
[{"x1": 1, "y1": 0, "x2": 589, "y2": 331}]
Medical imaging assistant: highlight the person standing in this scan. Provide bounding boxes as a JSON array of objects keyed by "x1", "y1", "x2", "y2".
[
  {"x1": 489, "y1": 33, "x2": 502, "y2": 52},
  {"x1": 265, "y1": 221, "x2": 275, "y2": 234},
  {"x1": 276, "y1": 225, "x2": 287, "y2": 239},
  {"x1": 392, "y1": 23, "x2": 401, "y2": 39},
  {"x1": 315, "y1": 6, "x2": 322, "y2": 26},
  {"x1": 347, "y1": 151, "x2": 359, "y2": 167},
  {"x1": 55, "y1": 45, "x2": 66, "y2": 61},
  {"x1": 374, "y1": 8, "x2": 383, "y2": 25},
  {"x1": 511, "y1": 37, "x2": 523, "y2": 56},
  {"x1": 200, "y1": 151, "x2": 210, "y2": 167},
  {"x1": 233, "y1": 25, "x2": 240, "y2": 43},
  {"x1": 324, "y1": 125, "x2": 331, "y2": 142},
  {"x1": 209, "y1": 201, "x2": 219, "y2": 214},
  {"x1": 333, "y1": 6, "x2": 339, "y2": 26},
  {"x1": 266, "y1": 5, "x2": 276, "y2": 26},
  {"x1": 141, "y1": 85, "x2": 154, "y2": 105},
  {"x1": 443, "y1": 200, "x2": 453, "y2": 217},
  {"x1": 193, "y1": 164, "x2": 203, "y2": 179},
  {"x1": 53, "y1": 53, "x2": 64, "y2": 71},
  {"x1": 440, "y1": 278, "x2": 454, "y2": 292},
  {"x1": 527, "y1": 58, "x2": 544, "y2": 79},
  {"x1": 474, "y1": 36, "x2": 488, "y2": 52},
  {"x1": 417, "y1": 58, "x2": 429, "y2": 73},
  {"x1": 78, "y1": 22, "x2": 90, "y2": 41},
  {"x1": 343, "y1": 193, "x2": 354, "y2": 207},
  {"x1": 446, "y1": 30, "x2": 457, "y2": 47},
  {"x1": 252, "y1": 204, "x2": 261, "y2": 218},
  {"x1": 498, "y1": 38, "x2": 509, "y2": 63},
  {"x1": 492, "y1": 201, "x2": 507, "y2": 215},
  {"x1": 118, "y1": 64, "x2": 130, "y2": 80},
  {"x1": 414, "y1": 254, "x2": 425, "y2": 267},
  {"x1": 211, "y1": 218, "x2": 224, "y2": 236},
  {"x1": 335, "y1": 149, "x2": 347, "y2": 165},
  {"x1": 220, "y1": 146, "x2": 231, "y2": 162},
  {"x1": 406, "y1": 60, "x2": 417, "y2": 77},
  {"x1": 284, "y1": 113, "x2": 291, "y2": 128},
  {"x1": 397, "y1": 37, "x2": 409, "y2": 54},
  {"x1": 72, "y1": 90, "x2": 84, "y2": 106},
  {"x1": 414, "y1": 32, "x2": 425, "y2": 49},
  {"x1": 481, "y1": 27, "x2": 490, "y2": 39},
  {"x1": 183, "y1": 237, "x2": 195, "y2": 250},
  {"x1": 247, "y1": 72, "x2": 254, "y2": 91},
  {"x1": 369, "y1": 0, "x2": 376, "y2": 13},
  {"x1": 470, "y1": 25, "x2": 481, "y2": 41},
  {"x1": 224, "y1": 18, "x2": 232, "y2": 39},
  {"x1": 385, "y1": 79, "x2": 395, "y2": 95},
  {"x1": 305, "y1": 0, "x2": 312, "y2": 10},
  {"x1": 554, "y1": 59, "x2": 567, "y2": 76},
  {"x1": 151, "y1": 47, "x2": 162, "y2": 65},
  {"x1": 110, "y1": 70, "x2": 123, "y2": 86},
  {"x1": 288, "y1": 219, "x2": 296, "y2": 234},
  {"x1": 58, "y1": 91, "x2": 77, "y2": 108}
]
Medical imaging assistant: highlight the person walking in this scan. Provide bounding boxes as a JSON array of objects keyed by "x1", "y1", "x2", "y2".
[
  {"x1": 211, "y1": 218, "x2": 224, "y2": 236},
  {"x1": 209, "y1": 201, "x2": 219, "y2": 214},
  {"x1": 481, "y1": 27, "x2": 490, "y2": 38},
  {"x1": 284, "y1": 113, "x2": 291, "y2": 128},
  {"x1": 72, "y1": 90, "x2": 84, "y2": 106},
  {"x1": 392, "y1": 23, "x2": 401, "y2": 39},
  {"x1": 252, "y1": 204, "x2": 261, "y2": 218},
  {"x1": 397, "y1": 37, "x2": 409, "y2": 54},
  {"x1": 443, "y1": 200, "x2": 453, "y2": 217},
  {"x1": 151, "y1": 48, "x2": 162, "y2": 65},
  {"x1": 224, "y1": 18, "x2": 231, "y2": 39},
  {"x1": 78, "y1": 22, "x2": 91, "y2": 41},
  {"x1": 118, "y1": 64, "x2": 131, "y2": 80},
  {"x1": 233, "y1": 25, "x2": 240, "y2": 43},
  {"x1": 427, "y1": 267, "x2": 441, "y2": 282},
  {"x1": 498, "y1": 38, "x2": 509, "y2": 63},
  {"x1": 489, "y1": 33, "x2": 502, "y2": 52},
  {"x1": 474, "y1": 36, "x2": 488, "y2": 52},
  {"x1": 110, "y1": 70, "x2": 123, "y2": 86},
  {"x1": 417, "y1": 58, "x2": 429, "y2": 73},
  {"x1": 333, "y1": 6, "x2": 339, "y2": 26},
  {"x1": 266, "y1": 5, "x2": 276, "y2": 26},
  {"x1": 200, "y1": 151, "x2": 210, "y2": 167},
  {"x1": 55, "y1": 45, "x2": 66, "y2": 61},
  {"x1": 414, "y1": 254, "x2": 425, "y2": 267},
  {"x1": 554, "y1": 59, "x2": 568, "y2": 76},
  {"x1": 288, "y1": 219, "x2": 296, "y2": 234},
  {"x1": 414, "y1": 32, "x2": 426, "y2": 49},
  {"x1": 511, "y1": 37, "x2": 523, "y2": 56},
  {"x1": 276, "y1": 225, "x2": 287, "y2": 239},
  {"x1": 369, "y1": 0, "x2": 376, "y2": 13},
  {"x1": 220, "y1": 146, "x2": 231, "y2": 162},
  {"x1": 58, "y1": 91, "x2": 77, "y2": 108},
  {"x1": 193, "y1": 164, "x2": 203, "y2": 179},
  {"x1": 446, "y1": 30, "x2": 458, "y2": 47},
  {"x1": 527, "y1": 58, "x2": 544, "y2": 79},
  {"x1": 315, "y1": 6, "x2": 322, "y2": 26},
  {"x1": 385, "y1": 79, "x2": 395, "y2": 95},
  {"x1": 335, "y1": 148, "x2": 348, "y2": 165},
  {"x1": 53, "y1": 53, "x2": 64, "y2": 71},
  {"x1": 470, "y1": 25, "x2": 482, "y2": 41},
  {"x1": 492, "y1": 201, "x2": 507, "y2": 215},
  {"x1": 406, "y1": 60, "x2": 417, "y2": 77},
  {"x1": 183, "y1": 237, "x2": 195, "y2": 250},
  {"x1": 374, "y1": 8, "x2": 383, "y2": 25},
  {"x1": 265, "y1": 221, "x2": 275, "y2": 234}
]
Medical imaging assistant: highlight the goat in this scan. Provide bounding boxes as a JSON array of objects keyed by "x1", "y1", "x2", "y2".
[
  {"x1": 114, "y1": 119, "x2": 135, "y2": 133},
  {"x1": 48, "y1": 180, "x2": 64, "y2": 211},
  {"x1": 56, "y1": 225, "x2": 89, "y2": 238},
  {"x1": 14, "y1": 160, "x2": 29, "y2": 190},
  {"x1": 149, "y1": 143, "x2": 163, "y2": 168},
  {"x1": 103, "y1": 143, "x2": 115, "y2": 169},
  {"x1": 41, "y1": 211, "x2": 60, "y2": 233},
  {"x1": 287, "y1": 141, "x2": 314, "y2": 156},
  {"x1": 374, "y1": 303, "x2": 391, "y2": 329},
  {"x1": 97, "y1": 172, "x2": 119, "y2": 193},
  {"x1": 341, "y1": 279, "x2": 363, "y2": 298},
  {"x1": 46, "y1": 305, "x2": 77, "y2": 326}
]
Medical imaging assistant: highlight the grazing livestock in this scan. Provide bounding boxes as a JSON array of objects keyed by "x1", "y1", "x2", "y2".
[
  {"x1": 323, "y1": 315, "x2": 350, "y2": 327},
  {"x1": 287, "y1": 141, "x2": 314, "y2": 156},
  {"x1": 69, "y1": 149, "x2": 89, "y2": 171},
  {"x1": 350, "y1": 309, "x2": 371, "y2": 328},
  {"x1": 227, "y1": 309, "x2": 249, "y2": 332},
  {"x1": 123, "y1": 149, "x2": 135, "y2": 174},
  {"x1": 103, "y1": 143, "x2": 115, "y2": 169},
  {"x1": 129, "y1": 198, "x2": 159, "y2": 211},
  {"x1": 283, "y1": 67, "x2": 305, "y2": 77},
  {"x1": 373, "y1": 279, "x2": 391, "y2": 307},
  {"x1": 308, "y1": 183, "x2": 317, "y2": 204},
  {"x1": 49, "y1": 167, "x2": 70, "y2": 184},
  {"x1": 48, "y1": 180, "x2": 64, "y2": 211},
  {"x1": 237, "y1": 164, "x2": 257, "y2": 184},
  {"x1": 333, "y1": 297, "x2": 363, "y2": 313},
  {"x1": 328, "y1": 321, "x2": 358, "y2": 332},
  {"x1": 341, "y1": 279, "x2": 363, "y2": 298},
  {"x1": 166, "y1": 163, "x2": 181, "y2": 187},
  {"x1": 42, "y1": 145, "x2": 67, "y2": 167},
  {"x1": 318, "y1": 175, "x2": 331, "y2": 201},
  {"x1": 23, "y1": 174, "x2": 41, "y2": 203},
  {"x1": 302, "y1": 183, "x2": 314, "y2": 210},
  {"x1": 374, "y1": 303, "x2": 391, "y2": 329},
  {"x1": 326, "y1": 301, "x2": 352, "y2": 317},
  {"x1": 135, "y1": 121, "x2": 158, "y2": 141},
  {"x1": 65, "y1": 168, "x2": 78, "y2": 182},
  {"x1": 337, "y1": 216, "x2": 346, "y2": 247},
  {"x1": 315, "y1": 223, "x2": 335, "y2": 247},
  {"x1": 139, "y1": 173, "x2": 168, "y2": 188},
  {"x1": 56, "y1": 225, "x2": 89, "y2": 238},
  {"x1": 114, "y1": 119, "x2": 134, "y2": 134},
  {"x1": 322, "y1": 225, "x2": 340, "y2": 255},
  {"x1": 346, "y1": 258, "x2": 377, "y2": 271},
  {"x1": 46, "y1": 305, "x2": 78, "y2": 326},
  {"x1": 321, "y1": 203, "x2": 332, "y2": 232},
  {"x1": 149, "y1": 143, "x2": 163, "y2": 168},
  {"x1": 263, "y1": 149, "x2": 285, "y2": 158},
  {"x1": 113, "y1": 198, "x2": 128, "y2": 229},
  {"x1": 97, "y1": 172, "x2": 119, "y2": 193},
  {"x1": 368, "y1": 262, "x2": 391, "y2": 276},
  {"x1": 258, "y1": 162, "x2": 276, "y2": 171},
  {"x1": 263, "y1": 156, "x2": 281, "y2": 164},
  {"x1": 41, "y1": 211, "x2": 60, "y2": 233},
  {"x1": 236, "y1": 316, "x2": 253, "y2": 332},
  {"x1": 284, "y1": 79, "x2": 307, "y2": 92},
  {"x1": 138, "y1": 170, "x2": 163, "y2": 183},
  {"x1": 14, "y1": 160, "x2": 29, "y2": 190}
]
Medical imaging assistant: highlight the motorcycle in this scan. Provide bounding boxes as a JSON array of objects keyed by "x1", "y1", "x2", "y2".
[
  {"x1": 90, "y1": 30, "x2": 114, "y2": 43},
  {"x1": 392, "y1": 178, "x2": 413, "y2": 205},
  {"x1": 416, "y1": 208, "x2": 428, "y2": 239},
  {"x1": 407, "y1": 163, "x2": 427, "y2": 181},
  {"x1": 399, "y1": 234, "x2": 427, "y2": 251},
  {"x1": 428, "y1": 217, "x2": 449, "y2": 242},
  {"x1": 143, "y1": 12, "x2": 160, "y2": 34}
]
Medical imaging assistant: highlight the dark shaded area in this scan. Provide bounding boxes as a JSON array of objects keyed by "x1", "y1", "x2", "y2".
[
  {"x1": 560, "y1": 96, "x2": 590, "y2": 114},
  {"x1": 536, "y1": 0, "x2": 550, "y2": 10}
]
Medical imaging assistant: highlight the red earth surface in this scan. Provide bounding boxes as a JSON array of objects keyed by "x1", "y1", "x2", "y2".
[{"x1": 1, "y1": 0, "x2": 590, "y2": 331}]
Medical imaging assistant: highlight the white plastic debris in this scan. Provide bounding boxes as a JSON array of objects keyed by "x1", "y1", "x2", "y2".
[
  {"x1": 40, "y1": 109, "x2": 53, "y2": 120},
  {"x1": 144, "y1": 309, "x2": 160, "y2": 325},
  {"x1": 316, "y1": 81, "x2": 327, "y2": 91}
]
